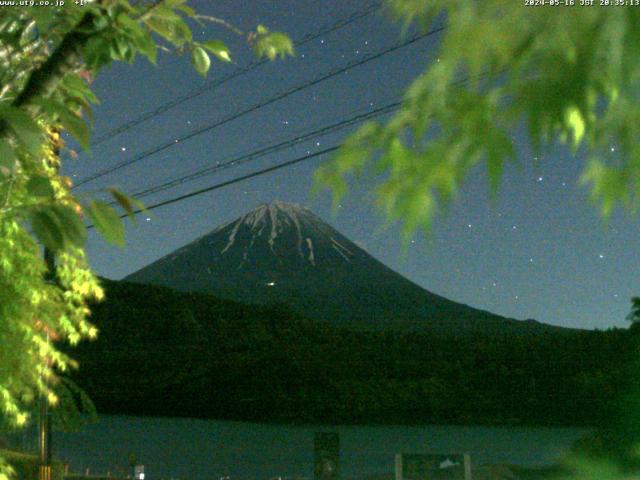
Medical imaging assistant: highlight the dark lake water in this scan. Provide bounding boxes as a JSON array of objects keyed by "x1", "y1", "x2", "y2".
[{"x1": 44, "y1": 415, "x2": 591, "y2": 480}]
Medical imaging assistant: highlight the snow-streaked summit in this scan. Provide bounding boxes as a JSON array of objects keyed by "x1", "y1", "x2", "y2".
[{"x1": 216, "y1": 201, "x2": 356, "y2": 267}]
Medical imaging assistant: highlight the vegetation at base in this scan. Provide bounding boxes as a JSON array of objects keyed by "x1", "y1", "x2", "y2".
[
  {"x1": 68, "y1": 279, "x2": 638, "y2": 428},
  {"x1": 0, "y1": 3, "x2": 292, "y2": 476},
  {"x1": 0, "y1": 450, "x2": 63, "y2": 480}
]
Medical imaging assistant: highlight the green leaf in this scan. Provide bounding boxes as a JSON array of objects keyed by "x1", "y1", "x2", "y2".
[
  {"x1": 110, "y1": 36, "x2": 133, "y2": 62},
  {"x1": 108, "y1": 188, "x2": 147, "y2": 222},
  {"x1": 30, "y1": 205, "x2": 86, "y2": 252},
  {"x1": 86, "y1": 200, "x2": 125, "y2": 247},
  {"x1": 30, "y1": 207, "x2": 65, "y2": 252},
  {"x1": 202, "y1": 40, "x2": 231, "y2": 62},
  {"x1": 82, "y1": 36, "x2": 113, "y2": 70},
  {"x1": 59, "y1": 110, "x2": 91, "y2": 152},
  {"x1": 191, "y1": 46, "x2": 211, "y2": 77},
  {"x1": 136, "y1": 28, "x2": 159, "y2": 64},
  {"x1": 116, "y1": 13, "x2": 157, "y2": 64},
  {"x1": 56, "y1": 204, "x2": 87, "y2": 248},
  {"x1": 253, "y1": 31, "x2": 295, "y2": 61},
  {"x1": 63, "y1": 73, "x2": 99, "y2": 105},
  {"x1": 151, "y1": 5, "x2": 183, "y2": 23},
  {"x1": 0, "y1": 140, "x2": 16, "y2": 177},
  {"x1": 146, "y1": 7, "x2": 192, "y2": 45},
  {"x1": 485, "y1": 129, "x2": 515, "y2": 199},
  {"x1": 26, "y1": 175, "x2": 54, "y2": 199},
  {"x1": 176, "y1": 4, "x2": 195, "y2": 17},
  {"x1": 0, "y1": 105, "x2": 43, "y2": 156},
  {"x1": 33, "y1": 99, "x2": 91, "y2": 152}
]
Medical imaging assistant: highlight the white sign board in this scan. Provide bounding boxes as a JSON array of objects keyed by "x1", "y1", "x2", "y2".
[{"x1": 395, "y1": 453, "x2": 472, "y2": 480}]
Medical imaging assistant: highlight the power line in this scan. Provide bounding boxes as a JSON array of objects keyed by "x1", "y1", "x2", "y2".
[
  {"x1": 75, "y1": 25, "x2": 445, "y2": 188},
  {"x1": 87, "y1": 145, "x2": 340, "y2": 230},
  {"x1": 104, "y1": 67, "x2": 478, "y2": 212},
  {"x1": 86, "y1": 68, "x2": 479, "y2": 230},
  {"x1": 120, "y1": 100, "x2": 401, "y2": 202},
  {"x1": 90, "y1": 2, "x2": 383, "y2": 147}
]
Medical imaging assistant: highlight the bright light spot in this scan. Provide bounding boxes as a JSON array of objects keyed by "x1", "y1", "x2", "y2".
[
  {"x1": 174, "y1": 139, "x2": 179, "y2": 143},
  {"x1": 467, "y1": 224, "x2": 472, "y2": 228},
  {"x1": 121, "y1": 146, "x2": 126, "y2": 152},
  {"x1": 529, "y1": 258, "x2": 534, "y2": 263},
  {"x1": 316, "y1": 141, "x2": 321, "y2": 146},
  {"x1": 512, "y1": 225, "x2": 517, "y2": 230},
  {"x1": 320, "y1": 39, "x2": 325, "y2": 44},
  {"x1": 599, "y1": 253, "x2": 604, "y2": 259},
  {"x1": 537, "y1": 176, "x2": 543, "y2": 182},
  {"x1": 139, "y1": 475, "x2": 145, "y2": 480},
  {"x1": 16, "y1": 412, "x2": 27, "y2": 426},
  {"x1": 266, "y1": 282, "x2": 276, "y2": 286},
  {"x1": 611, "y1": 146, "x2": 616, "y2": 152},
  {"x1": 145, "y1": 217, "x2": 151, "y2": 222}
]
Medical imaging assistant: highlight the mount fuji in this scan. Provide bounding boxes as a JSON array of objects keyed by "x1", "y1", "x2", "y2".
[{"x1": 124, "y1": 201, "x2": 563, "y2": 334}]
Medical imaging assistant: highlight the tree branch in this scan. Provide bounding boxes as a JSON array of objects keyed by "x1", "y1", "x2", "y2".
[
  {"x1": 0, "y1": 13, "x2": 96, "y2": 140},
  {"x1": 194, "y1": 15, "x2": 244, "y2": 36}
]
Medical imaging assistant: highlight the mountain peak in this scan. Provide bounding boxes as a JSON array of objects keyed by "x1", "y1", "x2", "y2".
[
  {"x1": 217, "y1": 200, "x2": 355, "y2": 267},
  {"x1": 125, "y1": 201, "x2": 560, "y2": 333},
  {"x1": 242, "y1": 200, "x2": 315, "y2": 229}
]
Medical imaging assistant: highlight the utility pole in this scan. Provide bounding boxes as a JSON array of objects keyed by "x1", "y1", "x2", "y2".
[
  {"x1": 39, "y1": 248, "x2": 54, "y2": 480},
  {"x1": 39, "y1": 129, "x2": 60, "y2": 480}
]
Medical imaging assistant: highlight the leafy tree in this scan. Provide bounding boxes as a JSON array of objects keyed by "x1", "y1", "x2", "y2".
[
  {"x1": 314, "y1": 3, "x2": 640, "y2": 476},
  {"x1": 0, "y1": 3, "x2": 291, "y2": 477},
  {"x1": 627, "y1": 297, "x2": 640, "y2": 324},
  {"x1": 316, "y1": 2, "x2": 640, "y2": 240}
]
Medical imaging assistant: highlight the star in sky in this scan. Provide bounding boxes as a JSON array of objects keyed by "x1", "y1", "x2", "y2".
[{"x1": 73, "y1": 0, "x2": 639, "y2": 331}]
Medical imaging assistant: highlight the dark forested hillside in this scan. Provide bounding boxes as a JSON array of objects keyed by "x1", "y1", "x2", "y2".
[{"x1": 70, "y1": 278, "x2": 638, "y2": 427}]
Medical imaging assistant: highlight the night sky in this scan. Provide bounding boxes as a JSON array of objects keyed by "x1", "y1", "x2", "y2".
[{"x1": 64, "y1": 0, "x2": 640, "y2": 331}]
